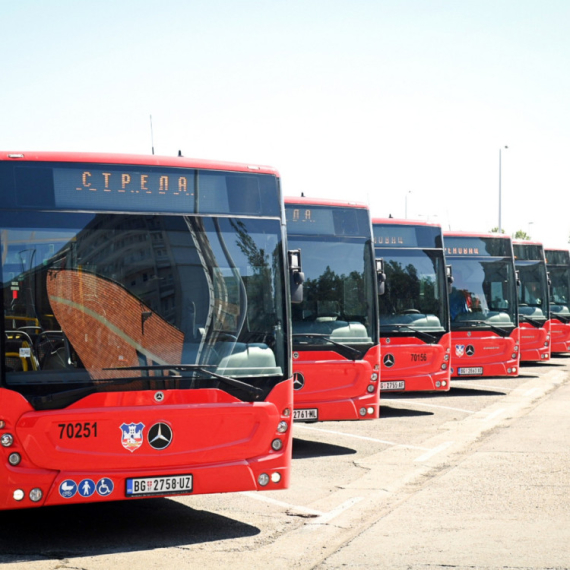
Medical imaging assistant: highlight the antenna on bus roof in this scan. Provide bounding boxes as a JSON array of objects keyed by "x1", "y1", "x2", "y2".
[
  {"x1": 178, "y1": 150, "x2": 183, "y2": 157},
  {"x1": 150, "y1": 115, "x2": 155, "y2": 155}
]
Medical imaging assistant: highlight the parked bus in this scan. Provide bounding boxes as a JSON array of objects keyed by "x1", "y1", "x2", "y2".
[
  {"x1": 285, "y1": 197, "x2": 380, "y2": 422},
  {"x1": 0, "y1": 151, "x2": 293, "y2": 510},
  {"x1": 372, "y1": 219, "x2": 451, "y2": 392},
  {"x1": 444, "y1": 232, "x2": 520, "y2": 377},
  {"x1": 513, "y1": 240, "x2": 551, "y2": 362},
  {"x1": 545, "y1": 248, "x2": 570, "y2": 353}
]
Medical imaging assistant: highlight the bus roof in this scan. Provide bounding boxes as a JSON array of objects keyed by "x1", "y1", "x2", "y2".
[
  {"x1": 284, "y1": 196, "x2": 369, "y2": 209},
  {"x1": 512, "y1": 239, "x2": 544, "y2": 246},
  {"x1": 372, "y1": 217, "x2": 441, "y2": 228},
  {"x1": 444, "y1": 231, "x2": 512, "y2": 241},
  {"x1": 0, "y1": 151, "x2": 279, "y2": 176}
]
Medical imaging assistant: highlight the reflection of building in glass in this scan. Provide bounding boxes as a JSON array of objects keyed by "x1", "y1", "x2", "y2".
[{"x1": 47, "y1": 269, "x2": 183, "y2": 380}]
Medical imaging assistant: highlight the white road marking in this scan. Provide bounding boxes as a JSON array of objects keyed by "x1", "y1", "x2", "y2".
[
  {"x1": 523, "y1": 387, "x2": 539, "y2": 396},
  {"x1": 294, "y1": 424, "x2": 430, "y2": 451},
  {"x1": 240, "y1": 492, "x2": 324, "y2": 516},
  {"x1": 382, "y1": 398, "x2": 474, "y2": 414},
  {"x1": 414, "y1": 441, "x2": 454, "y2": 462},
  {"x1": 304, "y1": 497, "x2": 364, "y2": 529},
  {"x1": 483, "y1": 408, "x2": 505, "y2": 422}
]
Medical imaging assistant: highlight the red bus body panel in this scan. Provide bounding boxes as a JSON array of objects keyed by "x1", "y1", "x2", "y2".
[
  {"x1": 380, "y1": 333, "x2": 451, "y2": 392},
  {"x1": 0, "y1": 380, "x2": 292, "y2": 510},
  {"x1": 292, "y1": 345, "x2": 380, "y2": 421},
  {"x1": 550, "y1": 318, "x2": 570, "y2": 353},
  {"x1": 450, "y1": 327, "x2": 520, "y2": 377},
  {"x1": 519, "y1": 320, "x2": 552, "y2": 362}
]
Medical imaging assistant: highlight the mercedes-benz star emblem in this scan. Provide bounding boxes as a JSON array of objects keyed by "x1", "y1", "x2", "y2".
[
  {"x1": 293, "y1": 372, "x2": 305, "y2": 391},
  {"x1": 148, "y1": 423, "x2": 173, "y2": 450},
  {"x1": 383, "y1": 354, "x2": 395, "y2": 368},
  {"x1": 466, "y1": 345, "x2": 475, "y2": 356}
]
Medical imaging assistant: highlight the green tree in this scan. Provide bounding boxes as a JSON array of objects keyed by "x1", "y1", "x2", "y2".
[
  {"x1": 512, "y1": 229, "x2": 531, "y2": 240},
  {"x1": 489, "y1": 227, "x2": 505, "y2": 234}
]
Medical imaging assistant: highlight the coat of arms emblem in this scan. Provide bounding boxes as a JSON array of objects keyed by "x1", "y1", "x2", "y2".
[{"x1": 120, "y1": 422, "x2": 145, "y2": 452}]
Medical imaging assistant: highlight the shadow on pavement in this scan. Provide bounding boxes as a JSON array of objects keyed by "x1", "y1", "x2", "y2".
[
  {"x1": 380, "y1": 405, "x2": 433, "y2": 418},
  {"x1": 0, "y1": 498, "x2": 259, "y2": 563},
  {"x1": 293, "y1": 438, "x2": 357, "y2": 459},
  {"x1": 449, "y1": 386, "x2": 507, "y2": 397}
]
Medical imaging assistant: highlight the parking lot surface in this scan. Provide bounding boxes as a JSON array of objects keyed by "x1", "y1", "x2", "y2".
[{"x1": 1, "y1": 356, "x2": 569, "y2": 570}]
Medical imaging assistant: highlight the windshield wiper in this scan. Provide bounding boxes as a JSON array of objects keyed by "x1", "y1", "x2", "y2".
[
  {"x1": 30, "y1": 375, "x2": 159, "y2": 410},
  {"x1": 519, "y1": 314, "x2": 547, "y2": 328},
  {"x1": 292, "y1": 333, "x2": 364, "y2": 360},
  {"x1": 103, "y1": 364, "x2": 265, "y2": 399},
  {"x1": 549, "y1": 311, "x2": 570, "y2": 324},
  {"x1": 31, "y1": 365, "x2": 265, "y2": 410},
  {"x1": 382, "y1": 324, "x2": 438, "y2": 344},
  {"x1": 458, "y1": 319, "x2": 513, "y2": 336}
]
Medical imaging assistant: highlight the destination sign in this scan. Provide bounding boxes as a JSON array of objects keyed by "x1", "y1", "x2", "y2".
[
  {"x1": 373, "y1": 223, "x2": 442, "y2": 248},
  {"x1": 54, "y1": 168, "x2": 196, "y2": 213},
  {"x1": 1, "y1": 162, "x2": 280, "y2": 217},
  {"x1": 513, "y1": 243, "x2": 544, "y2": 261},
  {"x1": 286, "y1": 205, "x2": 370, "y2": 237},
  {"x1": 444, "y1": 236, "x2": 512, "y2": 257},
  {"x1": 545, "y1": 250, "x2": 570, "y2": 265}
]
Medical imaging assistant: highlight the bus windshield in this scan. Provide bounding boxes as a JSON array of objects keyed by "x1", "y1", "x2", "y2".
[
  {"x1": 449, "y1": 257, "x2": 517, "y2": 328},
  {"x1": 379, "y1": 248, "x2": 448, "y2": 333},
  {"x1": 287, "y1": 235, "x2": 376, "y2": 347},
  {"x1": 549, "y1": 265, "x2": 570, "y2": 316},
  {"x1": 517, "y1": 260, "x2": 550, "y2": 322},
  {"x1": 1, "y1": 212, "x2": 287, "y2": 407}
]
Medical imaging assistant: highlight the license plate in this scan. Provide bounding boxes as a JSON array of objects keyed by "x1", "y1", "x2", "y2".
[
  {"x1": 293, "y1": 408, "x2": 318, "y2": 421},
  {"x1": 126, "y1": 474, "x2": 193, "y2": 497},
  {"x1": 458, "y1": 367, "x2": 483, "y2": 376},
  {"x1": 381, "y1": 381, "x2": 405, "y2": 391}
]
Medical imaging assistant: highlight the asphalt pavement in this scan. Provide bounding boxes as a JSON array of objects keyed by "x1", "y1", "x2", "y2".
[{"x1": 318, "y1": 375, "x2": 570, "y2": 569}]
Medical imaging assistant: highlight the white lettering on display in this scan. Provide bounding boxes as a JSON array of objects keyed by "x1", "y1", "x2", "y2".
[
  {"x1": 291, "y1": 208, "x2": 314, "y2": 222},
  {"x1": 446, "y1": 247, "x2": 479, "y2": 255},
  {"x1": 75, "y1": 171, "x2": 192, "y2": 198},
  {"x1": 374, "y1": 236, "x2": 404, "y2": 245}
]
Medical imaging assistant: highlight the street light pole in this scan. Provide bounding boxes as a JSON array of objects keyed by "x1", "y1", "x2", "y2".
[{"x1": 498, "y1": 146, "x2": 508, "y2": 233}]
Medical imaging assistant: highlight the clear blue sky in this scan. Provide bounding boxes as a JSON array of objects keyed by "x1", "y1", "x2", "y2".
[{"x1": 2, "y1": 1, "x2": 570, "y2": 247}]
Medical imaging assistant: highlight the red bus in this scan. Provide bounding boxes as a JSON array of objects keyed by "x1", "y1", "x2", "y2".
[
  {"x1": 513, "y1": 240, "x2": 551, "y2": 362},
  {"x1": 285, "y1": 197, "x2": 380, "y2": 422},
  {"x1": 545, "y1": 248, "x2": 570, "y2": 353},
  {"x1": 0, "y1": 151, "x2": 293, "y2": 509},
  {"x1": 444, "y1": 232, "x2": 520, "y2": 377},
  {"x1": 372, "y1": 219, "x2": 451, "y2": 392}
]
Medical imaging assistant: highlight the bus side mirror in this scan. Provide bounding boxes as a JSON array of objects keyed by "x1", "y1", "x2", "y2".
[
  {"x1": 516, "y1": 270, "x2": 521, "y2": 287},
  {"x1": 288, "y1": 249, "x2": 305, "y2": 304},
  {"x1": 548, "y1": 271, "x2": 553, "y2": 295},
  {"x1": 376, "y1": 258, "x2": 386, "y2": 296},
  {"x1": 446, "y1": 265, "x2": 454, "y2": 293}
]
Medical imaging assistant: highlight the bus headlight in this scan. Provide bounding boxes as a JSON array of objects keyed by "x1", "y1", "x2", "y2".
[
  {"x1": 8, "y1": 453, "x2": 21, "y2": 466},
  {"x1": 271, "y1": 472, "x2": 281, "y2": 483},
  {"x1": 359, "y1": 407, "x2": 367, "y2": 416},
  {"x1": 367, "y1": 384, "x2": 375, "y2": 393},
  {"x1": 13, "y1": 489, "x2": 24, "y2": 501},
  {"x1": 271, "y1": 439, "x2": 283, "y2": 451},
  {"x1": 371, "y1": 373, "x2": 378, "y2": 381},
  {"x1": 29, "y1": 488, "x2": 43, "y2": 502},
  {"x1": 277, "y1": 421, "x2": 288, "y2": 433},
  {"x1": 1, "y1": 434, "x2": 14, "y2": 447},
  {"x1": 258, "y1": 473, "x2": 269, "y2": 486}
]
